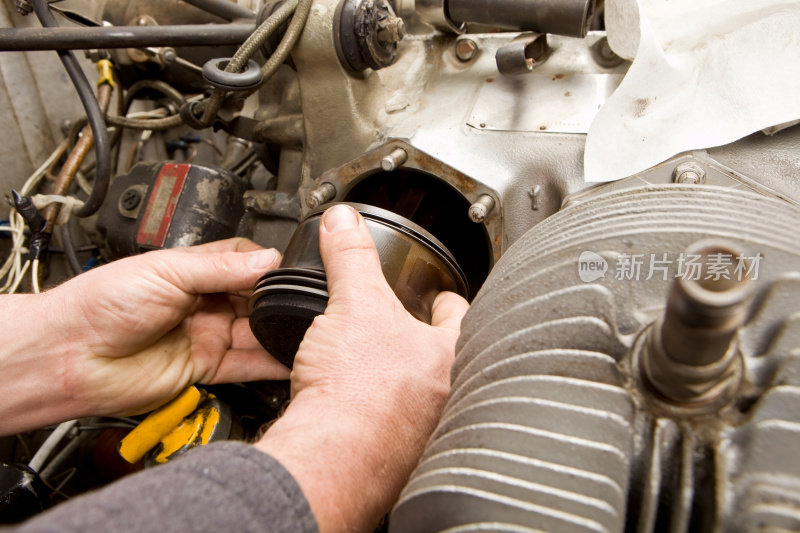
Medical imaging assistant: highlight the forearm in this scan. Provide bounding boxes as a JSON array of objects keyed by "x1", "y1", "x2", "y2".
[
  {"x1": 255, "y1": 392, "x2": 428, "y2": 533},
  {"x1": 0, "y1": 293, "x2": 82, "y2": 435}
]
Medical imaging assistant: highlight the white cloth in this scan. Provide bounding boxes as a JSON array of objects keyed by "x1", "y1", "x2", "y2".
[{"x1": 585, "y1": 0, "x2": 800, "y2": 182}]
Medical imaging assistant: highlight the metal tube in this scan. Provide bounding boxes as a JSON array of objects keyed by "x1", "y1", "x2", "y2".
[
  {"x1": 660, "y1": 245, "x2": 754, "y2": 367},
  {"x1": 641, "y1": 241, "x2": 755, "y2": 406},
  {"x1": 0, "y1": 23, "x2": 256, "y2": 51},
  {"x1": 181, "y1": 0, "x2": 255, "y2": 21},
  {"x1": 44, "y1": 83, "x2": 113, "y2": 231},
  {"x1": 448, "y1": 0, "x2": 595, "y2": 38}
]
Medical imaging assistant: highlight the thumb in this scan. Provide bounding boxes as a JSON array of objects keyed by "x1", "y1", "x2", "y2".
[
  {"x1": 150, "y1": 246, "x2": 281, "y2": 295},
  {"x1": 431, "y1": 291, "x2": 470, "y2": 332},
  {"x1": 318, "y1": 204, "x2": 393, "y2": 304}
]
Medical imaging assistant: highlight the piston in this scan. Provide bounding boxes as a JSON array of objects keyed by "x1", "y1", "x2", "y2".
[{"x1": 249, "y1": 203, "x2": 469, "y2": 367}]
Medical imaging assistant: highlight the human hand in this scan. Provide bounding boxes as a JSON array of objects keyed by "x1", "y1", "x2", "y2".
[
  {"x1": 256, "y1": 205, "x2": 470, "y2": 532},
  {"x1": 40, "y1": 238, "x2": 286, "y2": 423}
]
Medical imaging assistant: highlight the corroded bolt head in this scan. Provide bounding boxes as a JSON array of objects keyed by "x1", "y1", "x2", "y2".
[{"x1": 377, "y1": 17, "x2": 406, "y2": 46}]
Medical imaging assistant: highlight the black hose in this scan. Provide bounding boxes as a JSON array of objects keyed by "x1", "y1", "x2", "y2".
[
  {"x1": 0, "y1": 24, "x2": 256, "y2": 51},
  {"x1": 58, "y1": 223, "x2": 82, "y2": 276},
  {"x1": 30, "y1": 0, "x2": 110, "y2": 218}
]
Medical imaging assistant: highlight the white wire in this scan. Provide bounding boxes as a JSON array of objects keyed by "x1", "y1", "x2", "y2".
[
  {"x1": 31, "y1": 259, "x2": 40, "y2": 294},
  {"x1": 0, "y1": 213, "x2": 27, "y2": 293},
  {"x1": 8, "y1": 260, "x2": 30, "y2": 294},
  {"x1": 1, "y1": 141, "x2": 68, "y2": 293},
  {"x1": 21, "y1": 140, "x2": 68, "y2": 196},
  {"x1": 28, "y1": 420, "x2": 78, "y2": 472}
]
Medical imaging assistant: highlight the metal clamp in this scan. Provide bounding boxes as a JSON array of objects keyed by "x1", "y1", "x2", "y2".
[
  {"x1": 202, "y1": 57, "x2": 263, "y2": 91},
  {"x1": 495, "y1": 33, "x2": 548, "y2": 76}
]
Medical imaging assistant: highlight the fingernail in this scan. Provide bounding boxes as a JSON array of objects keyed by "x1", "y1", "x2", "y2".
[
  {"x1": 247, "y1": 249, "x2": 279, "y2": 269},
  {"x1": 322, "y1": 204, "x2": 359, "y2": 233}
]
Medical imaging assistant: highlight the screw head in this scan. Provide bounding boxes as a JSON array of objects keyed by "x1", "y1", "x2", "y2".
[
  {"x1": 121, "y1": 188, "x2": 142, "y2": 211},
  {"x1": 455, "y1": 38, "x2": 478, "y2": 62}
]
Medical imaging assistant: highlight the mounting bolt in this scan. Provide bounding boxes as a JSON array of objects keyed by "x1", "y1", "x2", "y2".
[
  {"x1": 305, "y1": 182, "x2": 337, "y2": 209},
  {"x1": 468, "y1": 194, "x2": 496, "y2": 223},
  {"x1": 381, "y1": 148, "x2": 408, "y2": 172},
  {"x1": 641, "y1": 240, "x2": 754, "y2": 407},
  {"x1": 673, "y1": 162, "x2": 706, "y2": 184},
  {"x1": 455, "y1": 37, "x2": 478, "y2": 62},
  {"x1": 121, "y1": 188, "x2": 142, "y2": 211}
]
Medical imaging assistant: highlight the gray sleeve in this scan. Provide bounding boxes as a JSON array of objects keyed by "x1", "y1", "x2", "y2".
[{"x1": 12, "y1": 442, "x2": 318, "y2": 533}]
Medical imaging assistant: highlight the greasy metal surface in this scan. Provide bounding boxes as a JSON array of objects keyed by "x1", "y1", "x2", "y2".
[
  {"x1": 392, "y1": 185, "x2": 800, "y2": 532},
  {"x1": 290, "y1": 20, "x2": 628, "y2": 253},
  {"x1": 469, "y1": 70, "x2": 623, "y2": 133},
  {"x1": 96, "y1": 162, "x2": 246, "y2": 258}
]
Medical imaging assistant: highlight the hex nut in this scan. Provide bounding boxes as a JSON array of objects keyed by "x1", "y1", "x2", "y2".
[{"x1": 673, "y1": 162, "x2": 706, "y2": 184}]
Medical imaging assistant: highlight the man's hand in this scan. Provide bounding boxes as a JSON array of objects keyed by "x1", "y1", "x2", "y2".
[
  {"x1": 257, "y1": 205, "x2": 470, "y2": 533},
  {"x1": 0, "y1": 238, "x2": 287, "y2": 435}
]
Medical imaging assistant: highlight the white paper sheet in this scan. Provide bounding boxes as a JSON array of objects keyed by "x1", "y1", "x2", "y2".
[{"x1": 584, "y1": 0, "x2": 800, "y2": 182}]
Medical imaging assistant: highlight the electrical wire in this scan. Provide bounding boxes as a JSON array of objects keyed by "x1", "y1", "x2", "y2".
[
  {"x1": 31, "y1": 259, "x2": 40, "y2": 293},
  {"x1": 1, "y1": 141, "x2": 68, "y2": 293},
  {"x1": 45, "y1": 467, "x2": 76, "y2": 499},
  {"x1": 58, "y1": 224, "x2": 82, "y2": 276},
  {"x1": 30, "y1": 0, "x2": 111, "y2": 218},
  {"x1": 7, "y1": 260, "x2": 30, "y2": 294},
  {"x1": 28, "y1": 420, "x2": 78, "y2": 472}
]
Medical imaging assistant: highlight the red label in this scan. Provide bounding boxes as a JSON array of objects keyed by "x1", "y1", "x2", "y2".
[{"x1": 136, "y1": 164, "x2": 190, "y2": 248}]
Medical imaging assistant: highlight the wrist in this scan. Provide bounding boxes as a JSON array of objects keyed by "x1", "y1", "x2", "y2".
[
  {"x1": 0, "y1": 292, "x2": 85, "y2": 435},
  {"x1": 255, "y1": 393, "x2": 416, "y2": 533}
]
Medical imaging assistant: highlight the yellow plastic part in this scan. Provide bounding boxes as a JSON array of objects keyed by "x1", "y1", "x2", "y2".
[
  {"x1": 154, "y1": 404, "x2": 221, "y2": 464},
  {"x1": 118, "y1": 386, "x2": 206, "y2": 464},
  {"x1": 96, "y1": 59, "x2": 115, "y2": 88}
]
